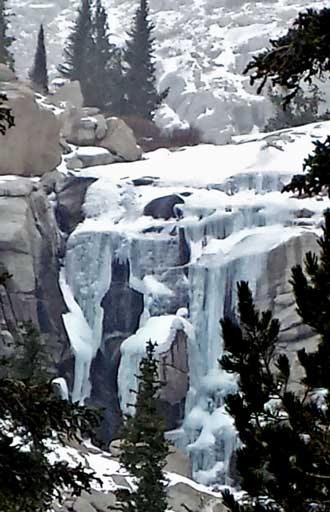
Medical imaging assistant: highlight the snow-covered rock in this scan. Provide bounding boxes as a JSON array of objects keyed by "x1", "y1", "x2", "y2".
[
  {"x1": 10, "y1": 0, "x2": 330, "y2": 141},
  {"x1": 51, "y1": 441, "x2": 225, "y2": 512},
  {"x1": 65, "y1": 146, "x2": 116, "y2": 169}
]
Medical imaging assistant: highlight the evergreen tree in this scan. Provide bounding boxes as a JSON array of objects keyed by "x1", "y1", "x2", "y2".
[
  {"x1": 29, "y1": 24, "x2": 49, "y2": 94},
  {"x1": 121, "y1": 0, "x2": 167, "y2": 121},
  {"x1": 0, "y1": 0, "x2": 14, "y2": 70},
  {"x1": 264, "y1": 85, "x2": 330, "y2": 133},
  {"x1": 116, "y1": 340, "x2": 169, "y2": 512},
  {"x1": 0, "y1": 93, "x2": 14, "y2": 135},
  {"x1": 58, "y1": 0, "x2": 95, "y2": 106},
  {"x1": 219, "y1": 212, "x2": 330, "y2": 512},
  {"x1": 244, "y1": 7, "x2": 330, "y2": 199},
  {"x1": 89, "y1": 0, "x2": 124, "y2": 112},
  {"x1": 0, "y1": 272, "x2": 101, "y2": 511},
  {"x1": 245, "y1": 8, "x2": 330, "y2": 105}
]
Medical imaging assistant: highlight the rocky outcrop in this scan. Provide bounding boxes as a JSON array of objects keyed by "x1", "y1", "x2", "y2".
[
  {"x1": 0, "y1": 178, "x2": 67, "y2": 367},
  {"x1": 53, "y1": 442, "x2": 225, "y2": 512},
  {"x1": 0, "y1": 81, "x2": 61, "y2": 176},
  {"x1": 60, "y1": 108, "x2": 142, "y2": 163}
]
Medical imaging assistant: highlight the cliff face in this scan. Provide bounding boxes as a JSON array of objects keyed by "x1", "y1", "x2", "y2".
[{"x1": 0, "y1": 177, "x2": 68, "y2": 367}]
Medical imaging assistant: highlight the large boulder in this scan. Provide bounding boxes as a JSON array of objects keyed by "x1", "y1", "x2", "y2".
[
  {"x1": 65, "y1": 146, "x2": 116, "y2": 170},
  {"x1": 60, "y1": 107, "x2": 107, "y2": 146},
  {"x1": 0, "y1": 178, "x2": 67, "y2": 367},
  {"x1": 49, "y1": 79, "x2": 84, "y2": 109},
  {"x1": 0, "y1": 82, "x2": 61, "y2": 176},
  {"x1": 0, "y1": 64, "x2": 16, "y2": 82},
  {"x1": 168, "y1": 483, "x2": 227, "y2": 512},
  {"x1": 96, "y1": 117, "x2": 142, "y2": 162}
]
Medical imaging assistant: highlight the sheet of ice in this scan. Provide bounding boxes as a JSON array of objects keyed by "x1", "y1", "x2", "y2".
[
  {"x1": 75, "y1": 121, "x2": 330, "y2": 191},
  {"x1": 59, "y1": 271, "x2": 95, "y2": 403}
]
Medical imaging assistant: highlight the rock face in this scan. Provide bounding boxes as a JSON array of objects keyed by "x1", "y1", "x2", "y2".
[
  {"x1": 256, "y1": 232, "x2": 320, "y2": 385},
  {"x1": 0, "y1": 178, "x2": 67, "y2": 367},
  {"x1": 55, "y1": 176, "x2": 97, "y2": 234},
  {"x1": 0, "y1": 82, "x2": 61, "y2": 176},
  {"x1": 159, "y1": 329, "x2": 190, "y2": 430}
]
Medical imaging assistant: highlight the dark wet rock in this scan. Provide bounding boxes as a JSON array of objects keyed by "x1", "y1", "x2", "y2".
[
  {"x1": 55, "y1": 176, "x2": 97, "y2": 234},
  {"x1": 132, "y1": 177, "x2": 157, "y2": 186},
  {"x1": 143, "y1": 194, "x2": 185, "y2": 220}
]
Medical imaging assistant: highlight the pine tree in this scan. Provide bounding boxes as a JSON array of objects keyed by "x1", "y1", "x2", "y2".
[
  {"x1": 58, "y1": 0, "x2": 95, "y2": 106},
  {"x1": 0, "y1": 0, "x2": 14, "y2": 70},
  {"x1": 0, "y1": 93, "x2": 14, "y2": 135},
  {"x1": 244, "y1": 7, "x2": 330, "y2": 199},
  {"x1": 116, "y1": 341, "x2": 169, "y2": 512},
  {"x1": 0, "y1": 272, "x2": 101, "y2": 511},
  {"x1": 245, "y1": 8, "x2": 330, "y2": 104},
  {"x1": 291, "y1": 209, "x2": 330, "y2": 390},
  {"x1": 219, "y1": 217, "x2": 330, "y2": 512},
  {"x1": 29, "y1": 24, "x2": 48, "y2": 94},
  {"x1": 89, "y1": 0, "x2": 124, "y2": 112},
  {"x1": 264, "y1": 85, "x2": 330, "y2": 133},
  {"x1": 121, "y1": 0, "x2": 167, "y2": 121}
]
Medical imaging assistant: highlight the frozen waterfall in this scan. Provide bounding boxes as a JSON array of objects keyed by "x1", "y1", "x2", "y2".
[{"x1": 58, "y1": 123, "x2": 330, "y2": 486}]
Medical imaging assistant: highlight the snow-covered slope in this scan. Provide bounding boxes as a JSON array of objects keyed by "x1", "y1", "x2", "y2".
[
  {"x1": 10, "y1": 0, "x2": 330, "y2": 142},
  {"x1": 60, "y1": 120, "x2": 330, "y2": 485}
]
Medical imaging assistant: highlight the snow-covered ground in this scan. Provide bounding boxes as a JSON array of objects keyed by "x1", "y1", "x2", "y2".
[
  {"x1": 60, "y1": 119, "x2": 330, "y2": 485},
  {"x1": 49, "y1": 439, "x2": 226, "y2": 510},
  {"x1": 10, "y1": 0, "x2": 330, "y2": 142}
]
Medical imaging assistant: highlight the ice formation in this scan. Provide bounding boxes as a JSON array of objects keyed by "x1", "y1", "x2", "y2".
[{"x1": 60, "y1": 120, "x2": 330, "y2": 484}]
